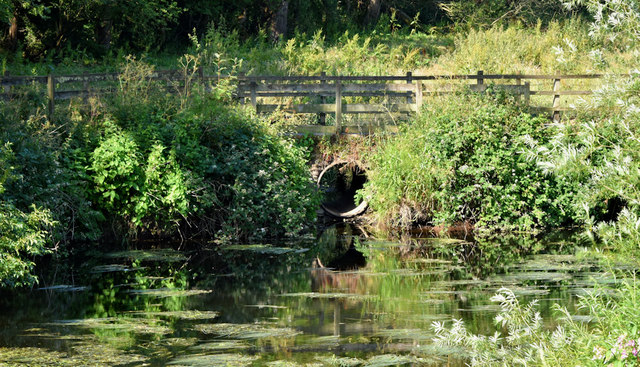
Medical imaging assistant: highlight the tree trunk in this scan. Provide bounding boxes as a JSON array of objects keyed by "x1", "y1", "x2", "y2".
[
  {"x1": 365, "y1": 0, "x2": 382, "y2": 27},
  {"x1": 271, "y1": 0, "x2": 288, "y2": 42},
  {"x1": 97, "y1": 19, "x2": 112, "y2": 50},
  {"x1": 7, "y1": 15, "x2": 18, "y2": 50}
]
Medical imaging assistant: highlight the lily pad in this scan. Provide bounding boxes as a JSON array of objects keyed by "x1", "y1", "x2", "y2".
[
  {"x1": 127, "y1": 310, "x2": 219, "y2": 320},
  {"x1": 125, "y1": 288, "x2": 212, "y2": 298},
  {"x1": 222, "y1": 244, "x2": 307, "y2": 255},
  {"x1": 194, "y1": 323, "x2": 302, "y2": 339},
  {"x1": 279, "y1": 292, "x2": 373, "y2": 300},
  {"x1": 375, "y1": 328, "x2": 433, "y2": 341},
  {"x1": 168, "y1": 353, "x2": 258, "y2": 366},
  {"x1": 105, "y1": 249, "x2": 187, "y2": 262},
  {"x1": 38, "y1": 285, "x2": 89, "y2": 292},
  {"x1": 51, "y1": 317, "x2": 171, "y2": 335},
  {"x1": 91, "y1": 264, "x2": 140, "y2": 273},
  {"x1": 315, "y1": 355, "x2": 364, "y2": 366},
  {"x1": 363, "y1": 354, "x2": 428, "y2": 367},
  {"x1": 190, "y1": 340, "x2": 251, "y2": 352}
]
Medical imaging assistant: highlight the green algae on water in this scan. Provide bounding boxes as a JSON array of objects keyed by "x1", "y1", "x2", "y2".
[
  {"x1": 221, "y1": 244, "x2": 308, "y2": 255},
  {"x1": 194, "y1": 323, "x2": 302, "y2": 339},
  {"x1": 168, "y1": 353, "x2": 258, "y2": 366},
  {"x1": 125, "y1": 288, "x2": 212, "y2": 297},
  {"x1": 105, "y1": 249, "x2": 188, "y2": 262},
  {"x1": 127, "y1": 310, "x2": 219, "y2": 320}
]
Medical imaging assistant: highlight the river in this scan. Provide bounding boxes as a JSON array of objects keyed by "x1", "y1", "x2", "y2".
[{"x1": 0, "y1": 224, "x2": 612, "y2": 366}]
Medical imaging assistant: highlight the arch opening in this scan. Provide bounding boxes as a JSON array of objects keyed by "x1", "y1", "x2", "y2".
[{"x1": 317, "y1": 161, "x2": 368, "y2": 218}]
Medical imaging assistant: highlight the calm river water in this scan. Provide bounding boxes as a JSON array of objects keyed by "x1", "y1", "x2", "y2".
[{"x1": 0, "y1": 224, "x2": 612, "y2": 366}]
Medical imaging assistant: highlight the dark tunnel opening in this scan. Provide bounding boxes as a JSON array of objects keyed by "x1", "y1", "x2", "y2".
[{"x1": 317, "y1": 161, "x2": 368, "y2": 218}]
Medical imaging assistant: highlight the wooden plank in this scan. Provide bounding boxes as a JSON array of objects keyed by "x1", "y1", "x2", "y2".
[
  {"x1": 53, "y1": 72, "x2": 119, "y2": 83},
  {"x1": 342, "y1": 124, "x2": 399, "y2": 135},
  {"x1": 0, "y1": 76, "x2": 48, "y2": 86},
  {"x1": 415, "y1": 81, "x2": 423, "y2": 111},
  {"x1": 253, "y1": 83, "x2": 415, "y2": 93},
  {"x1": 291, "y1": 124, "x2": 399, "y2": 136},
  {"x1": 250, "y1": 79, "x2": 257, "y2": 109},
  {"x1": 256, "y1": 103, "x2": 416, "y2": 114},
  {"x1": 238, "y1": 74, "x2": 605, "y2": 82},
  {"x1": 0, "y1": 72, "x2": 605, "y2": 88},
  {"x1": 532, "y1": 106, "x2": 573, "y2": 112},
  {"x1": 319, "y1": 71, "x2": 327, "y2": 125},
  {"x1": 242, "y1": 87, "x2": 590, "y2": 98},
  {"x1": 238, "y1": 91, "x2": 412, "y2": 98},
  {"x1": 466, "y1": 74, "x2": 603, "y2": 80},
  {"x1": 531, "y1": 90, "x2": 591, "y2": 96},
  {"x1": 469, "y1": 84, "x2": 531, "y2": 93},
  {"x1": 47, "y1": 75, "x2": 55, "y2": 119},
  {"x1": 552, "y1": 78, "x2": 561, "y2": 122},
  {"x1": 335, "y1": 83, "x2": 342, "y2": 134},
  {"x1": 291, "y1": 125, "x2": 338, "y2": 135}
]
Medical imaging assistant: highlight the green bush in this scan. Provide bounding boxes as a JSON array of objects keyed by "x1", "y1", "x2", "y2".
[
  {"x1": 0, "y1": 143, "x2": 55, "y2": 288},
  {"x1": 526, "y1": 73, "x2": 640, "y2": 255},
  {"x1": 91, "y1": 126, "x2": 143, "y2": 222},
  {"x1": 84, "y1": 59, "x2": 320, "y2": 240},
  {"x1": 360, "y1": 92, "x2": 577, "y2": 229}
]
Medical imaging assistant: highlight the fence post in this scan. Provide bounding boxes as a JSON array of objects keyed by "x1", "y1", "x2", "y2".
[
  {"x1": 515, "y1": 74, "x2": 522, "y2": 103},
  {"x1": 406, "y1": 72, "x2": 413, "y2": 104},
  {"x1": 524, "y1": 82, "x2": 531, "y2": 107},
  {"x1": 335, "y1": 80, "x2": 342, "y2": 135},
  {"x1": 82, "y1": 72, "x2": 89, "y2": 103},
  {"x1": 237, "y1": 73, "x2": 246, "y2": 105},
  {"x1": 319, "y1": 72, "x2": 327, "y2": 125},
  {"x1": 415, "y1": 79, "x2": 423, "y2": 112},
  {"x1": 250, "y1": 77, "x2": 257, "y2": 111},
  {"x1": 47, "y1": 74, "x2": 55, "y2": 120},
  {"x1": 477, "y1": 70, "x2": 484, "y2": 91},
  {"x1": 552, "y1": 78, "x2": 561, "y2": 123},
  {"x1": 198, "y1": 66, "x2": 205, "y2": 93},
  {"x1": 2, "y1": 71, "x2": 9, "y2": 94}
]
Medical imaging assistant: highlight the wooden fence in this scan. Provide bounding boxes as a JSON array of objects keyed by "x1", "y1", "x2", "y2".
[
  {"x1": 237, "y1": 71, "x2": 602, "y2": 134},
  {"x1": 0, "y1": 70, "x2": 602, "y2": 135}
]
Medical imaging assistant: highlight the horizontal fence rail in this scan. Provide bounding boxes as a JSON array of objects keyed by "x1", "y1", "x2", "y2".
[{"x1": 0, "y1": 70, "x2": 608, "y2": 134}]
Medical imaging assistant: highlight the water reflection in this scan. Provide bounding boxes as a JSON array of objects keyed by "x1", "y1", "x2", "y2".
[{"x1": 0, "y1": 225, "x2": 606, "y2": 366}]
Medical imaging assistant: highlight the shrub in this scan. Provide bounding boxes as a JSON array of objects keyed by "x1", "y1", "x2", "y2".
[
  {"x1": 360, "y1": 92, "x2": 577, "y2": 229},
  {"x1": 0, "y1": 143, "x2": 55, "y2": 287}
]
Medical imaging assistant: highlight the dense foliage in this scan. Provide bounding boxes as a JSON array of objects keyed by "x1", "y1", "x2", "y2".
[
  {"x1": 435, "y1": 282, "x2": 640, "y2": 366},
  {"x1": 360, "y1": 92, "x2": 577, "y2": 230},
  {"x1": 0, "y1": 0, "x2": 583, "y2": 63},
  {"x1": 0, "y1": 59, "x2": 319, "y2": 287},
  {"x1": 0, "y1": 143, "x2": 54, "y2": 287}
]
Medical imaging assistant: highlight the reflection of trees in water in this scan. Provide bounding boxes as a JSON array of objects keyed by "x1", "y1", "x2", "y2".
[{"x1": 378, "y1": 231, "x2": 586, "y2": 279}]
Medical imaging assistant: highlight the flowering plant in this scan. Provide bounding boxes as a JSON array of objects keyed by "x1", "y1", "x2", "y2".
[{"x1": 593, "y1": 334, "x2": 640, "y2": 365}]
